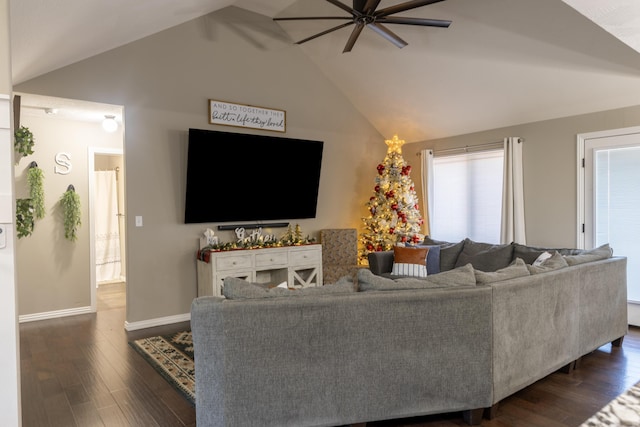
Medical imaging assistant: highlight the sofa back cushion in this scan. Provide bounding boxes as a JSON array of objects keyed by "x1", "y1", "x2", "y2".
[
  {"x1": 563, "y1": 243, "x2": 613, "y2": 266},
  {"x1": 223, "y1": 276, "x2": 356, "y2": 299},
  {"x1": 475, "y1": 258, "x2": 530, "y2": 284},
  {"x1": 526, "y1": 251, "x2": 568, "y2": 274},
  {"x1": 358, "y1": 264, "x2": 477, "y2": 291},
  {"x1": 423, "y1": 236, "x2": 465, "y2": 271},
  {"x1": 513, "y1": 243, "x2": 584, "y2": 264},
  {"x1": 454, "y1": 238, "x2": 515, "y2": 272}
]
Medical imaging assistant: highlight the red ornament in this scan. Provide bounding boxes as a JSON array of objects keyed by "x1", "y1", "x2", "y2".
[
  {"x1": 402, "y1": 217, "x2": 407, "y2": 223},
  {"x1": 376, "y1": 245, "x2": 383, "y2": 251},
  {"x1": 370, "y1": 196, "x2": 376, "y2": 201},
  {"x1": 374, "y1": 185, "x2": 380, "y2": 192},
  {"x1": 401, "y1": 236, "x2": 407, "y2": 242},
  {"x1": 389, "y1": 227, "x2": 395, "y2": 234},
  {"x1": 391, "y1": 203, "x2": 398, "y2": 210},
  {"x1": 366, "y1": 244, "x2": 374, "y2": 251},
  {"x1": 412, "y1": 235, "x2": 420, "y2": 243}
]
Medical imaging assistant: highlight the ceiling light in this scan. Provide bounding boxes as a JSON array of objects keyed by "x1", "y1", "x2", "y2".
[
  {"x1": 44, "y1": 108, "x2": 58, "y2": 115},
  {"x1": 102, "y1": 115, "x2": 118, "y2": 132}
]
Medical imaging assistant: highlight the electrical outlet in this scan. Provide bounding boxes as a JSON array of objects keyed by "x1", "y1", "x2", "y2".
[{"x1": 135, "y1": 216, "x2": 143, "y2": 227}]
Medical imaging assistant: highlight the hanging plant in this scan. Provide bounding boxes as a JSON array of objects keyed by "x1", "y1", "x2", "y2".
[
  {"x1": 27, "y1": 162, "x2": 45, "y2": 219},
  {"x1": 16, "y1": 198, "x2": 35, "y2": 238},
  {"x1": 60, "y1": 185, "x2": 81, "y2": 241},
  {"x1": 14, "y1": 126, "x2": 35, "y2": 163}
]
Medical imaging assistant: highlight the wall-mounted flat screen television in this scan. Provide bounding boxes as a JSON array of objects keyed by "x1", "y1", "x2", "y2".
[{"x1": 184, "y1": 128, "x2": 324, "y2": 224}]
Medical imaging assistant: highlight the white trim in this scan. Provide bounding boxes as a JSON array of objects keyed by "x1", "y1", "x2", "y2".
[
  {"x1": 124, "y1": 313, "x2": 191, "y2": 331},
  {"x1": 576, "y1": 136, "x2": 585, "y2": 249},
  {"x1": 577, "y1": 125, "x2": 640, "y2": 249},
  {"x1": 19, "y1": 306, "x2": 93, "y2": 323},
  {"x1": 88, "y1": 147, "x2": 123, "y2": 312}
]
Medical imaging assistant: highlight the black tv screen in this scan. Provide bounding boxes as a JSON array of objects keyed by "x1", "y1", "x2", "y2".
[{"x1": 185, "y1": 128, "x2": 324, "y2": 223}]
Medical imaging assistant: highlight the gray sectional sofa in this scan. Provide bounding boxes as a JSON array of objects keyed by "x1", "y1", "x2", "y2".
[{"x1": 190, "y1": 238, "x2": 628, "y2": 427}]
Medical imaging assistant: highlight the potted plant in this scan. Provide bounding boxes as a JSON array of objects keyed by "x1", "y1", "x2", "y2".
[
  {"x1": 14, "y1": 126, "x2": 35, "y2": 163},
  {"x1": 60, "y1": 185, "x2": 81, "y2": 241},
  {"x1": 27, "y1": 162, "x2": 45, "y2": 219},
  {"x1": 16, "y1": 198, "x2": 34, "y2": 238}
]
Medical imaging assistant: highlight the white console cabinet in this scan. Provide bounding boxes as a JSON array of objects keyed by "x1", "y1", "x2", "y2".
[{"x1": 197, "y1": 244, "x2": 323, "y2": 297}]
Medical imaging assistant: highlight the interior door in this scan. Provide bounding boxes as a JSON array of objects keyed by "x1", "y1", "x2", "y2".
[{"x1": 580, "y1": 127, "x2": 640, "y2": 325}]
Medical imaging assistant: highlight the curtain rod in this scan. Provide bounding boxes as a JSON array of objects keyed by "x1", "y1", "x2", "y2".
[{"x1": 416, "y1": 138, "x2": 523, "y2": 156}]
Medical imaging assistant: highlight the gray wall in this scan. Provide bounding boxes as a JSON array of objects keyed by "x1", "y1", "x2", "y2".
[
  {"x1": 14, "y1": 112, "x2": 122, "y2": 316},
  {"x1": 14, "y1": 7, "x2": 384, "y2": 324},
  {"x1": 403, "y1": 105, "x2": 640, "y2": 248}
]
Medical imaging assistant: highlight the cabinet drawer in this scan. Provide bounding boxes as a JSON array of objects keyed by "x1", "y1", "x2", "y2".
[
  {"x1": 216, "y1": 254, "x2": 252, "y2": 270},
  {"x1": 289, "y1": 249, "x2": 321, "y2": 265},
  {"x1": 256, "y1": 252, "x2": 288, "y2": 268}
]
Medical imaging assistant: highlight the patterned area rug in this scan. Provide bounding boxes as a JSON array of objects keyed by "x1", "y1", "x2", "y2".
[
  {"x1": 129, "y1": 331, "x2": 195, "y2": 405},
  {"x1": 581, "y1": 381, "x2": 640, "y2": 426}
]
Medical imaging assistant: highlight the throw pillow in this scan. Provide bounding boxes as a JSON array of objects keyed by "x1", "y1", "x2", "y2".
[
  {"x1": 223, "y1": 276, "x2": 356, "y2": 299},
  {"x1": 405, "y1": 244, "x2": 441, "y2": 275},
  {"x1": 563, "y1": 243, "x2": 613, "y2": 266},
  {"x1": 474, "y1": 258, "x2": 530, "y2": 284},
  {"x1": 391, "y1": 245, "x2": 429, "y2": 278},
  {"x1": 455, "y1": 238, "x2": 515, "y2": 272},
  {"x1": 527, "y1": 251, "x2": 568, "y2": 274},
  {"x1": 532, "y1": 251, "x2": 552, "y2": 266}
]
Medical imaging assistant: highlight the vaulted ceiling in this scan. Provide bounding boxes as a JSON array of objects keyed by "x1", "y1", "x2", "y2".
[{"x1": 9, "y1": 0, "x2": 640, "y2": 141}]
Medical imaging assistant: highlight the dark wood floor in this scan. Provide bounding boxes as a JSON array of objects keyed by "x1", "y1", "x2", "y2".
[{"x1": 19, "y1": 284, "x2": 640, "y2": 426}]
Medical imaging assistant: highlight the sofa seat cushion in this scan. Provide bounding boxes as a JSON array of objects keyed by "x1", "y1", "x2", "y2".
[
  {"x1": 454, "y1": 238, "x2": 515, "y2": 272},
  {"x1": 223, "y1": 276, "x2": 356, "y2": 299},
  {"x1": 527, "y1": 251, "x2": 569, "y2": 274},
  {"x1": 475, "y1": 258, "x2": 530, "y2": 284},
  {"x1": 358, "y1": 264, "x2": 477, "y2": 291}
]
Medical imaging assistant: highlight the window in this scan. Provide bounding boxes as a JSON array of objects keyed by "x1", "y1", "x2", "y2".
[{"x1": 431, "y1": 149, "x2": 504, "y2": 243}]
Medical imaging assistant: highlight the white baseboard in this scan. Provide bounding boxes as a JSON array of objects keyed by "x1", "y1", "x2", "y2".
[
  {"x1": 124, "y1": 313, "x2": 191, "y2": 331},
  {"x1": 19, "y1": 306, "x2": 93, "y2": 323},
  {"x1": 628, "y1": 301, "x2": 640, "y2": 327}
]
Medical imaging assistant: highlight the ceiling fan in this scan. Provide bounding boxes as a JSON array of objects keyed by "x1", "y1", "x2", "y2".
[{"x1": 273, "y1": 0, "x2": 451, "y2": 53}]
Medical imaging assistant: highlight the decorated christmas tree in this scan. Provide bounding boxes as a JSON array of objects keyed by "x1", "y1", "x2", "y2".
[{"x1": 359, "y1": 135, "x2": 424, "y2": 262}]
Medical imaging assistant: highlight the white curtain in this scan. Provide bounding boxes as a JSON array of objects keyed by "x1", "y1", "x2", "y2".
[
  {"x1": 95, "y1": 171, "x2": 122, "y2": 283},
  {"x1": 420, "y1": 149, "x2": 435, "y2": 236},
  {"x1": 500, "y1": 137, "x2": 526, "y2": 244}
]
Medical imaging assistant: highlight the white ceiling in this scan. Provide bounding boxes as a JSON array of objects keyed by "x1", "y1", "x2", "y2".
[{"x1": 9, "y1": 0, "x2": 640, "y2": 141}]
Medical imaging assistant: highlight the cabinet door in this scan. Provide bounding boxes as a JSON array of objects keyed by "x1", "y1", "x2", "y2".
[{"x1": 289, "y1": 266, "x2": 321, "y2": 288}]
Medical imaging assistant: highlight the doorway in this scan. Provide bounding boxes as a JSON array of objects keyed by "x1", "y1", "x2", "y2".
[
  {"x1": 89, "y1": 148, "x2": 126, "y2": 311},
  {"x1": 578, "y1": 126, "x2": 640, "y2": 326}
]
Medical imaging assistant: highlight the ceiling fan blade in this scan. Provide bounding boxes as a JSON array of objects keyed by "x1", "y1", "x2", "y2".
[
  {"x1": 295, "y1": 22, "x2": 355, "y2": 45},
  {"x1": 377, "y1": 16, "x2": 451, "y2": 27},
  {"x1": 274, "y1": 16, "x2": 353, "y2": 22},
  {"x1": 362, "y1": 0, "x2": 382, "y2": 14},
  {"x1": 367, "y1": 23, "x2": 408, "y2": 49},
  {"x1": 375, "y1": 0, "x2": 446, "y2": 18},
  {"x1": 343, "y1": 22, "x2": 365, "y2": 52},
  {"x1": 326, "y1": 0, "x2": 360, "y2": 16}
]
